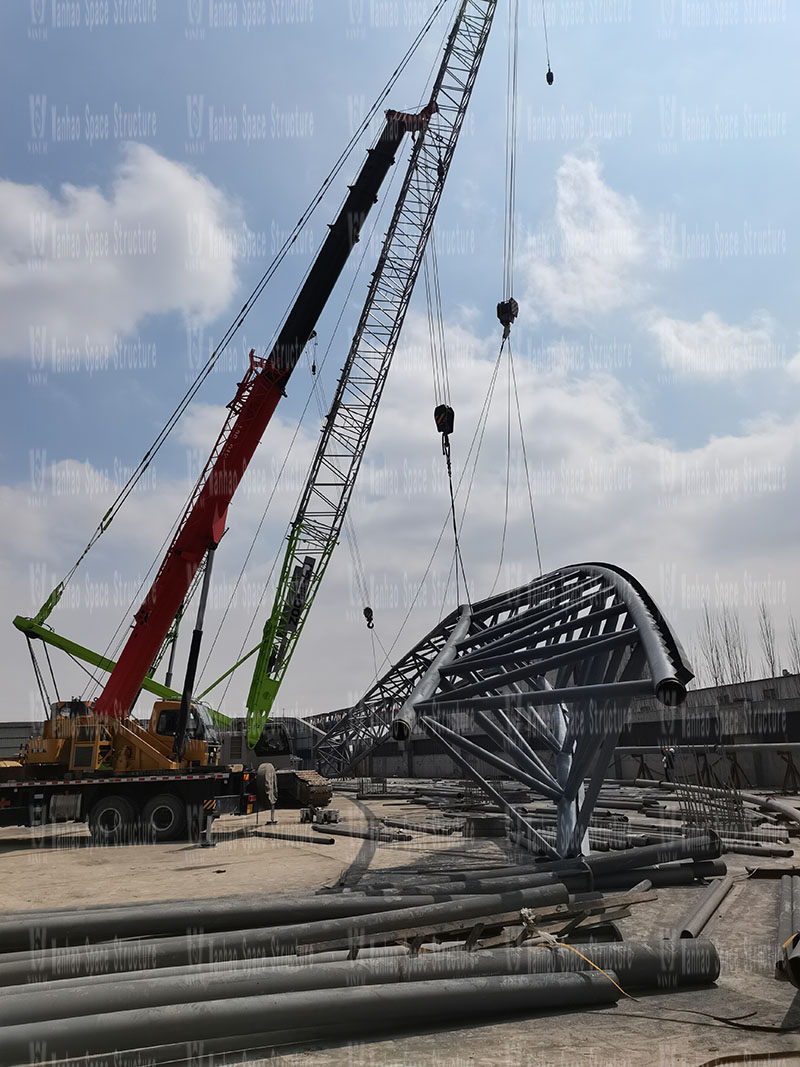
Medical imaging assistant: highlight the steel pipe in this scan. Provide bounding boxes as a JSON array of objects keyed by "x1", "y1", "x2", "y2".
[
  {"x1": 0, "y1": 971, "x2": 621, "y2": 1067},
  {"x1": 0, "y1": 945, "x2": 414, "y2": 998},
  {"x1": 585, "y1": 831, "x2": 721, "y2": 874},
  {"x1": 420, "y1": 715, "x2": 558, "y2": 857},
  {"x1": 331, "y1": 868, "x2": 591, "y2": 898},
  {"x1": 593, "y1": 860, "x2": 727, "y2": 891},
  {"x1": 0, "y1": 939, "x2": 719, "y2": 1031},
  {"x1": 422, "y1": 717, "x2": 562, "y2": 800},
  {"x1": 391, "y1": 604, "x2": 471, "y2": 741},
  {"x1": 674, "y1": 876, "x2": 735, "y2": 938},
  {"x1": 0, "y1": 889, "x2": 489, "y2": 954},
  {"x1": 311, "y1": 824, "x2": 412, "y2": 842},
  {"x1": 0, "y1": 883, "x2": 569, "y2": 986}
]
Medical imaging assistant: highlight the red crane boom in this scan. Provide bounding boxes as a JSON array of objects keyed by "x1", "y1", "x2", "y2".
[{"x1": 93, "y1": 112, "x2": 419, "y2": 719}]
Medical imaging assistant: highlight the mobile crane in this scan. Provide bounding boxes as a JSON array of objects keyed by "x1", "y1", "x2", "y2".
[
  {"x1": 3, "y1": 0, "x2": 501, "y2": 844},
  {"x1": 2, "y1": 111, "x2": 415, "y2": 841}
]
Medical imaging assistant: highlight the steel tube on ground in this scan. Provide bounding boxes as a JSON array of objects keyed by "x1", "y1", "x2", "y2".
[
  {"x1": 593, "y1": 860, "x2": 727, "y2": 891},
  {"x1": 381, "y1": 818, "x2": 461, "y2": 835},
  {"x1": 585, "y1": 831, "x2": 721, "y2": 874},
  {"x1": 0, "y1": 938, "x2": 719, "y2": 1029},
  {"x1": 252, "y1": 830, "x2": 335, "y2": 845},
  {"x1": 311, "y1": 825, "x2": 412, "y2": 842},
  {"x1": 721, "y1": 841, "x2": 793, "y2": 858},
  {"x1": 357, "y1": 858, "x2": 592, "y2": 889},
  {"x1": 0, "y1": 889, "x2": 484, "y2": 954},
  {"x1": 0, "y1": 972, "x2": 620, "y2": 1067},
  {"x1": 674, "y1": 876, "x2": 735, "y2": 938},
  {"x1": 0, "y1": 884, "x2": 569, "y2": 986},
  {"x1": 0, "y1": 945, "x2": 415, "y2": 998},
  {"x1": 333, "y1": 868, "x2": 591, "y2": 898}
]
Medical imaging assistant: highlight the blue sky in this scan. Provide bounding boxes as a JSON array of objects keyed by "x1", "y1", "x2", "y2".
[{"x1": 2, "y1": 0, "x2": 799, "y2": 720}]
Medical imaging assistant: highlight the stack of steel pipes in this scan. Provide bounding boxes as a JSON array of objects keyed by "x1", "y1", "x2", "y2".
[{"x1": 0, "y1": 835, "x2": 725, "y2": 1065}]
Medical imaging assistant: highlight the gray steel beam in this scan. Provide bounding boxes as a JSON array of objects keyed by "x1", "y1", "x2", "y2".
[{"x1": 391, "y1": 604, "x2": 471, "y2": 741}]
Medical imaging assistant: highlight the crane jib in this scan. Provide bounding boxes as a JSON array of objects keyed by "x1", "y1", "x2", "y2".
[{"x1": 243, "y1": 0, "x2": 500, "y2": 748}]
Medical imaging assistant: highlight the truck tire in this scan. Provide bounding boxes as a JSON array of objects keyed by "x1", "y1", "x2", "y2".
[
  {"x1": 140, "y1": 793, "x2": 186, "y2": 843},
  {"x1": 88, "y1": 795, "x2": 136, "y2": 846}
]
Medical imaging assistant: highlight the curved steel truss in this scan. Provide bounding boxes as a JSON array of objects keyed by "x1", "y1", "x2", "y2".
[{"x1": 315, "y1": 563, "x2": 693, "y2": 857}]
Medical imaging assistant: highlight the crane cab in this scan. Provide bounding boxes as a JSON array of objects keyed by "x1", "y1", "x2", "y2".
[{"x1": 147, "y1": 700, "x2": 221, "y2": 766}]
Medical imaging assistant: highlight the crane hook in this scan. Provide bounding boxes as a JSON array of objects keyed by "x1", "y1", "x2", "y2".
[{"x1": 363, "y1": 606, "x2": 374, "y2": 629}]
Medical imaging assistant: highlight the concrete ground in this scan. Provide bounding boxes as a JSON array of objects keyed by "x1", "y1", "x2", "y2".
[{"x1": 2, "y1": 793, "x2": 800, "y2": 1067}]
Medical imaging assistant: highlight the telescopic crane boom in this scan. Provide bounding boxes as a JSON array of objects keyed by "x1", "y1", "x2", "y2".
[{"x1": 90, "y1": 113, "x2": 418, "y2": 720}]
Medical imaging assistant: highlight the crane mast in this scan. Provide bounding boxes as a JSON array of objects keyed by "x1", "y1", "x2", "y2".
[
  {"x1": 244, "y1": 0, "x2": 499, "y2": 747},
  {"x1": 91, "y1": 114, "x2": 414, "y2": 720}
]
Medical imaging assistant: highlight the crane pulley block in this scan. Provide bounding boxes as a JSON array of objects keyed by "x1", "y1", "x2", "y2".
[
  {"x1": 434, "y1": 404, "x2": 455, "y2": 437},
  {"x1": 496, "y1": 298, "x2": 519, "y2": 339}
]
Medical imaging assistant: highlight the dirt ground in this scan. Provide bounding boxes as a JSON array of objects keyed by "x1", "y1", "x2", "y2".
[{"x1": 2, "y1": 793, "x2": 800, "y2": 1067}]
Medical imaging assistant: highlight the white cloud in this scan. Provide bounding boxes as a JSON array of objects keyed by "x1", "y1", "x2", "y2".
[
  {"x1": 0, "y1": 144, "x2": 241, "y2": 359},
  {"x1": 4, "y1": 312, "x2": 799, "y2": 722},
  {"x1": 522, "y1": 155, "x2": 647, "y2": 325},
  {"x1": 649, "y1": 310, "x2": 782, "y2": 381},
  {"x1": 787, "y1": 351, "x2": 800, "y2": 383}
]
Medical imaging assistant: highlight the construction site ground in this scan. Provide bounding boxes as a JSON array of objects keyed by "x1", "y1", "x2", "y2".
[{"x1": 2, "y1": 790, "x2": 799, "y2": 1067}]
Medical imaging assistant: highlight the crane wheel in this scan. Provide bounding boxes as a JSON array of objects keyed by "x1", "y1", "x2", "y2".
[
  {"x1": 140, "y1": 793, "x2": 187, "y2": 843},
  {"x1": 88, "y1": 795, "x2": 136, "y2": 846}
]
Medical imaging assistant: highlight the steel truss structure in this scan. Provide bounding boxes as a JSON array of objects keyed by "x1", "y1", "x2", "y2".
[{"x1": 315, "y1": 563, "x2": 693, "y2": 857}]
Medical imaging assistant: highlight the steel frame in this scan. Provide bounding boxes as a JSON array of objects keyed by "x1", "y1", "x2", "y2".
[{"x1": 314, "y1": 562, "x2": 693, "y2": 857}]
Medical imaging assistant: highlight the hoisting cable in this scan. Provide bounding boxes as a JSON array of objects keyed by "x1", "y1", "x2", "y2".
[
  {"x1": 66, "y1": 650, "x2": 104, "y2": 689},
  {"x1": 40, "y1": 0, "x2": 452, "y2": 611},
  {"x1": 489, "y1": 339, "x2": 512, "y2": 596},
  {"x1": 502, "y1": 0, "x2": 520, "y2": 307},
  {"x1": 26, "y1": 636, "x2": 51, "y2": 715},
  {"x1": 510, "y1": 340, "x2": 544, "y2": 575},
  {"x1": 541, "y1": 0, "x2": 554, "y2": 84},
  {"x1": 439, "y1": 339, "x2": 504, "y2": 617},
  {"x1": 42, "y1": 642, "x2": 60, "y2": 704},
  {"x1": 370, "y1": 339, "x2": 506, "y2": 676},
  {"x1": 425, "y1": 223, "x2": 469, "y2": 608}
]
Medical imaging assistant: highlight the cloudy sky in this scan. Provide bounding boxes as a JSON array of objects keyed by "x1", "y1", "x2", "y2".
[{"x1": 1, "y1": 0, "x2": 798, "y2": 724}]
